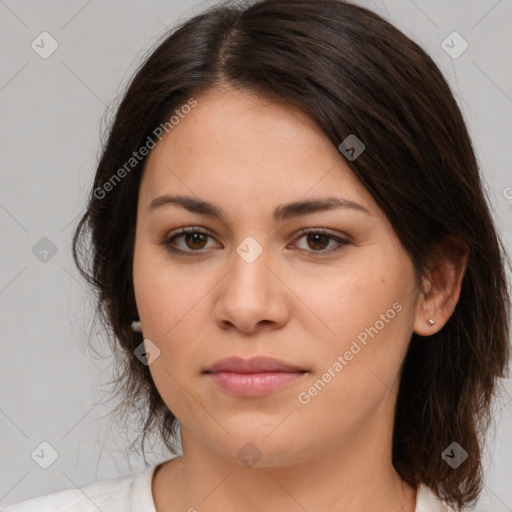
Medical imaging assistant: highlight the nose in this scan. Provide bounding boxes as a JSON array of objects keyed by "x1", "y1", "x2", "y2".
[{"x1": 213, "y1": 243, "x2": 290, "y2": 335}]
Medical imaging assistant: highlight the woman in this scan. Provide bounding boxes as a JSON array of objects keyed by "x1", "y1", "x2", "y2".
[{"x1": 6, "y1": 0, "x2": 510, "y2": 511}]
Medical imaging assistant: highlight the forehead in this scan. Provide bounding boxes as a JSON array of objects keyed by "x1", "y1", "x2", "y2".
[{"x1": 139, "y1": 87, "x2": 376, "y2": 217}]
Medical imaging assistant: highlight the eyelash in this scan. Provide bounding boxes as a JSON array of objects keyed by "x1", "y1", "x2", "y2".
[{"x1": 161, "y1": 226, "x2": 350, "y2": 257}]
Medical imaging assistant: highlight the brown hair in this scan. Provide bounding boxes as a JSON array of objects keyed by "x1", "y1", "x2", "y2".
[{"x1": 72, "y1": 0, "x2": 511, "y2": 509}]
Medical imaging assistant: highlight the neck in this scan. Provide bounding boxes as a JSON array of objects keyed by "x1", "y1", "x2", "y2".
[{"x1": 152, "y1": 420, "x2": 417, "y2": 512}]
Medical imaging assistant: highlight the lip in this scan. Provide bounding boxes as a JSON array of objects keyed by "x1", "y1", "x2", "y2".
[
  {"x1": 204, "y1": 356, "x2": 307, "y2": 398},
  {"x1": 205, "y1": 356, "x2": 305, "y2": 374}
]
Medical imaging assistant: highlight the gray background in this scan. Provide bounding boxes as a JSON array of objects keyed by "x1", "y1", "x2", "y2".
[{"x1": 1, "y1": 0, "x2": 511, "y2": 509}]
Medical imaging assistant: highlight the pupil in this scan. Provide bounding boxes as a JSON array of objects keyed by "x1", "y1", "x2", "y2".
[
  {"x1": 309, "y1": 233, "x2": 328, "y2": 250},
  {"x1": 187, "y1": 233, "x2": 206, "y2": 249}
]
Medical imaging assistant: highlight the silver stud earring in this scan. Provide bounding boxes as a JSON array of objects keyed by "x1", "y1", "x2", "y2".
[
  {"x1": 131, "y1": 320, "x2": 142, "y2": 332},
  {"x1": 427, "y1": 318, "x2": 435, "y2": 326}
]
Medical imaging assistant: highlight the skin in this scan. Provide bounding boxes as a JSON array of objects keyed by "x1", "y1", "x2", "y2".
[{"x1": 132, "y1": 86, "x2": 468, "y2": 512}]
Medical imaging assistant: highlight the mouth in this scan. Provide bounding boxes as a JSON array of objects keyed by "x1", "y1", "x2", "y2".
[{"x1": 204, "y1": 356, "x2": 308, "y2": 398}]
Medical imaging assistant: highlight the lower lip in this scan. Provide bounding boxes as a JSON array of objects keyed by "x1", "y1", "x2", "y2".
[{"x1": 206, "y1": 371, "x2": 306, "y2": 397}]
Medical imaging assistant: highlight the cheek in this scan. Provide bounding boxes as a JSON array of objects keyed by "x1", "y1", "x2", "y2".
[
  {"x1": 298, "y1": 253, "x2": 415, "y2": 394},
  {"x1": 133, "y1": 241, "x2": 207, "y2": 335},
  {"x1": 302, "y1": 263, "x2": 404, "y2": 349},
  {"x1": 132, "y1": 249, "x2": 211, "y2": 408}
]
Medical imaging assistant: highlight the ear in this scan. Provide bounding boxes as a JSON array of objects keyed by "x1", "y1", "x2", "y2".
[{"x1": 414, "y1": 236, "x2": 469, "y2": 336}]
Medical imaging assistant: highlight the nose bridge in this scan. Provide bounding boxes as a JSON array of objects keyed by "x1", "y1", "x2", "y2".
[
  {"x1": 214, "y1": 234, "x2": 289, "y2": 332},
  {"x1": 230, "y1": 234, "x2": 273, "y2": 297}
]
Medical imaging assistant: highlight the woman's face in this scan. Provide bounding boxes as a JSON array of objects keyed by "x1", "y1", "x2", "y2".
[{"x1": 133, "y1": 86, "x2": 423, "y2": 466}]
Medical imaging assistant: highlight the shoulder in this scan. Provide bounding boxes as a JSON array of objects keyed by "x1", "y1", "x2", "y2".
[
  {"x1": 3, "y1": 464, "x2": 159, "y2": 512},
  {"x1": 415, "y1": 484, "x2": 467, "y2": 512}
]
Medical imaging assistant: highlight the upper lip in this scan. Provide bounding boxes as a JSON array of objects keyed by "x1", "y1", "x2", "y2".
[{"x1": 204, "y1": 356, "x2": 306, "y2": 374}]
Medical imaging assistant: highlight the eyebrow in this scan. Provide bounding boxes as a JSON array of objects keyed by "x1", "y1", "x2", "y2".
[{"x1": 147, "y1": 194, "x2": 371, "y2": 221}]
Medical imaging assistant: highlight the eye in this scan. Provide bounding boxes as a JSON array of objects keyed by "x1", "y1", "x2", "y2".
[
  {"x1": 161, "y1": 227, "x2": 350, "y2": 256},
  {"x1": 291, "y1": 228, "x2": 350, "y2": 255},
  {"x1": 162, "y1": 227, "x2": 218, "y2": 254}
]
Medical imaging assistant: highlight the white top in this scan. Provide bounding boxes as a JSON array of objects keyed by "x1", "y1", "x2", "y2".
[{"x1": 3, "y1": 462, "x2": 458, "y2": 511}]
